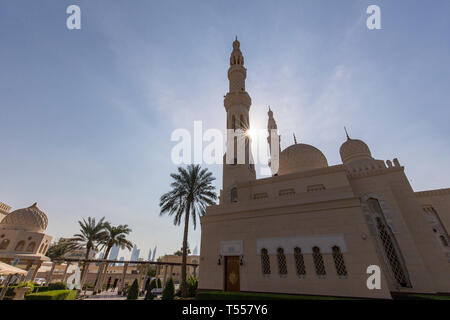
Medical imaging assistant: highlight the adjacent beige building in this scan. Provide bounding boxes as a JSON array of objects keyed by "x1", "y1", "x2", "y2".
[
  {"x1": 198, "y1": 39, "x2": 450, "y2": 299},
  {"x1": 157, "y1": 254, "x2": 200, "y2": 284},
  {"x1": 0, "y1": 203, "x2": 52, "y2": 281}
]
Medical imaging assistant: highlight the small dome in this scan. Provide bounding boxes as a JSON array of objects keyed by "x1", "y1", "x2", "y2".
[
  {"x1": 278, "y1": 143, "x2": 328, "y2": 175},
  {"x1": 0, "y1": 203, "x2": 48, "y2": 233},
  {"x1": 340, "y1": 138, "x2": 372, "y2": 164}
]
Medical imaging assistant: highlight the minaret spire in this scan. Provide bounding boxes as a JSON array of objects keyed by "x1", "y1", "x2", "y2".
[
  {"x1": 268, "y1": 107, "x2": 281, "y2": 176},
  {"x1": 344, "y1": 127, "x2": 350, "y2": 140}
]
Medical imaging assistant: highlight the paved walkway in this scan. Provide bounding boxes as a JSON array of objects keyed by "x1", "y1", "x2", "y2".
[{"x1": 83, "y1": 288, "x2": 152, "y2": 300}]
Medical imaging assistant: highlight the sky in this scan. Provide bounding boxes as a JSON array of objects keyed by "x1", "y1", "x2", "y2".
[{"x1": 1, "y1": 0, "x2": 449, "y2": 260}]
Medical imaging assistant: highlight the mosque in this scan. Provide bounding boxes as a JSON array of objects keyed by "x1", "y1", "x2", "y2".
[{"x1": 198, "y1": 39, "x2": 450, "y2": 299}]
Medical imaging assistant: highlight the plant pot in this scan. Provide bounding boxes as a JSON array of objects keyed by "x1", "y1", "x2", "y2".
[{"x1": 13, "y1": 287, "x2": 30, "y2": 300}]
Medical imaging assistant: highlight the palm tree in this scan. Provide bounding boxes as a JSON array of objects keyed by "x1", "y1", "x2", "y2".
[
  {"x1": 72, "y1": 217, "x2": 107, "y2": 277},
  {"x1": 46, "y1": 238, "x2": 77, "y2": 260},
  {"x1": 160, "y1": 164, "x2": 217, "y2": 297},
  {"x1": 95, "y1": 223, "x2": 133, "y2": 292},
  {"x1": 101, "y1": 223, "x2": 133, "y2": 259}
]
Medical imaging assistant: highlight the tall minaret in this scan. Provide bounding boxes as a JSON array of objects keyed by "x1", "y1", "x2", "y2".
[{"x1": 222, "y1": 38, "x2": 256, "y2": 202}]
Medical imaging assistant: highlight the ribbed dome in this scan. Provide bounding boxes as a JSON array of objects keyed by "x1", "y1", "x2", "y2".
[
  {"x1": 278, "y1": 143, "x2": 328, "y2": 175},
  {"x1": 340, "y1": 138, "x2": 372, "y2": 164},
  {"x1": 0, "y1": 203, "x2": 48, "y2": 233}
]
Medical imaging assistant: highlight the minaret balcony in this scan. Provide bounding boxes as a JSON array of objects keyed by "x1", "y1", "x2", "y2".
[{"x1": 224, "y1": 92, "x2": 251, "y2": 111}]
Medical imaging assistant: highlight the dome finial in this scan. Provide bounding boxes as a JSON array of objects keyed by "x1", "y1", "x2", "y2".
[
  {"x1": 344, "y1": 127, "x2": 350, "y2": 140},
  {"x1": 293, "y1": 133, "x2": 298, "y2": 144},
  {"x1": 31, "y1": 202, "x2": 38, "y2": 208}
]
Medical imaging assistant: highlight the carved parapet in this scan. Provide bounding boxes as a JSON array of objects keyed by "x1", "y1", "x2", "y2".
[
  {"x1": 228, "y1": 65, "x2": 247, "y2": 79},
  {"x1": 224, "y1": 92, "x2": 251, "y2": 111},
  {"x1": 0, "y1": 202, "x2": 11, "y2": 214}
]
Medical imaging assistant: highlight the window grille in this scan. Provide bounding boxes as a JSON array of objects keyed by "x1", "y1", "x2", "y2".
[
  {"x1": 312, "y1": 246, "x2": 326, "y2": 276},
  {"x1": 294, "y1": 247, "x2": 306, "y2": 276},
  {"x1": 332, "y1": 246, "x2": 348, "y2": 277},
  {"x1": 261, "y1": 248, "x2": 271, "y2": 275},
  {"x1": 277, "y1": 248, "x2": 287, "y2": 275},
  {"x1": 376, "y1": 217, "x2": 409, "y2": 287}
]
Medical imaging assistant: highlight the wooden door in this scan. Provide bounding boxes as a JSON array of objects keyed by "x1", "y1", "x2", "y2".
[{"x1": 225, "y1": 256, "x2": 240, "y2": 292}]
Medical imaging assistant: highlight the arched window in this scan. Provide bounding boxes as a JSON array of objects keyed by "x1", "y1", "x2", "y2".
[
  {"x1": 294, "y1": 247, "x2": 306, "y2": 276},
  {"x1": 0, "y1": 239, "x2": 10, "y2": 250},
  {"x1": 367, "y1": 198, "x2": 411, "y2": 288},
  {"x1": 277, "y1": 248, "x2": 287, "y2": 275},
  {"x1": 231, "y1": 115, "x2": 236, "y2": 130},
  {"x1": 261, "y1": 248, "x2": 271, "y2": 275},
  {"x1": 230, "y1": 188, "x2": 238, "y2": 203},
  {"x1": 376, "y1": 217, "x2": 409, "y2": 287},
  {"x1": 332, "y1": 246, "x2": 348, "y2": 277},
  {"x1": 15, "y1": 240, "x2": 26, "y2": 251},
  {"x1": 26, "y1": 242, "x2": 36, "y2": 252},
  {"x1": 423, "y1": 206, "x2": 450, "y2": 251},
  {"x1": 312, "y1": 247, "x2": 326, "y2": 276}
]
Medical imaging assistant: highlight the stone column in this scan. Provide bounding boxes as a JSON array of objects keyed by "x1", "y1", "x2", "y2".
[
  {"x1": 101, "y1": 263, "x2": 110, "y2": 291},
  {"x1": 80, "y1": 262, "x2": 90, "y2": 289},
  {"x1": 19, "y1": 261, "x2": 33, "y2": 283},
  {"x1": 0, "y1": 275, "x2": 13, "y2": 300},
  {"x1": 162, "y1": 265, "x2": 168, "y2": 288},
  {"x1": 118, "y1": 262, "x2": 129, "y2": 293},
  {"x1": 169, "y1": 265, "x2": 174, "y2": 279},
  {"x1": 46, "y1": 262, "x2": 57, "y2": 284},
  {"x1": 139, "y1": 264, "x2": 149, "y2": 292},
  {"x1": 94, "y1": 262, "x2": 106, "y2": 293},
  {"x1": 155, "y1": 264, "x2": 160, "y2": 285},
  {"x1": 62, "y1": 262, "x2": 71, "y2": 283},
  {"x1": 30, "y1": 261, "x2": 42, "y2": 282}
]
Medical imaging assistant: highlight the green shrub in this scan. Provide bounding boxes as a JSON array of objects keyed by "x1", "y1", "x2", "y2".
[
  {"x1": 127, "y1": 279, "x2": 139, "y2": 300},
  {"x1": 18, "y1": 281, "x2": 35, "y2": 294},
  {"x1": 48, "y1": 282, "x2": 67, "y2": 290},
  {"x1": 162, "y1": 278, "x2": 175, "y2": 300},
  {"x1": 25, "y1": 290, "x2": 77, "y2": 300},
  {"x1": 150, "y1": 279, "x2": 157, "y2": 290},
  {"x1": 187, "y1": 276, "x2": 198, "y2": 297},
  {"x1": 144, "y1": 288, "x2": 155, "y2": 300},
  {"x1": 178, "y1": 276, "x2": 198, "y2": 297},
  {"x1": 32, "y1": 286, "x2": 49, "y2": 293}
]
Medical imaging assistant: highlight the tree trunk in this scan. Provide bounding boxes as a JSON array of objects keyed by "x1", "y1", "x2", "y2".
[
  {"x1": 104, "y1": 244, "x2": 112, "y2": 260},
  {"x1": 181, "y1": 202, "x2": 191, "y2": 298}
]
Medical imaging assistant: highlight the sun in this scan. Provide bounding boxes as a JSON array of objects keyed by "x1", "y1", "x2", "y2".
[{"x1": 245, "y1": 128, "x2": 257, "y2": 140}]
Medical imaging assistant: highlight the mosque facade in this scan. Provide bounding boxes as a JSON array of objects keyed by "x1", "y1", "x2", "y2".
[{"x1": 198, "y1": 39, "x2": 450, "y2": 299}]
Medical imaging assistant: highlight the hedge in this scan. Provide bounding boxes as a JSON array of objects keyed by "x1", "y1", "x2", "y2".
[
  {"x1": 196, "y1": 291, "x2": 352, "y2": 300},
  {"x1": 25, "y1": 290, "x2": 77, "y2": 300}
]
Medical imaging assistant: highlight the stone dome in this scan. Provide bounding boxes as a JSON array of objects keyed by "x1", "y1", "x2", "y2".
[
  {"x1": 0, "y1": 203, "x2": 48, "y2": 233},
  {"x1": 278, "y1": 143, "x2": 328, "y2": 175},
  {"x1": 340, "y1": 138, "x2": 372, "y2": 164}
]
